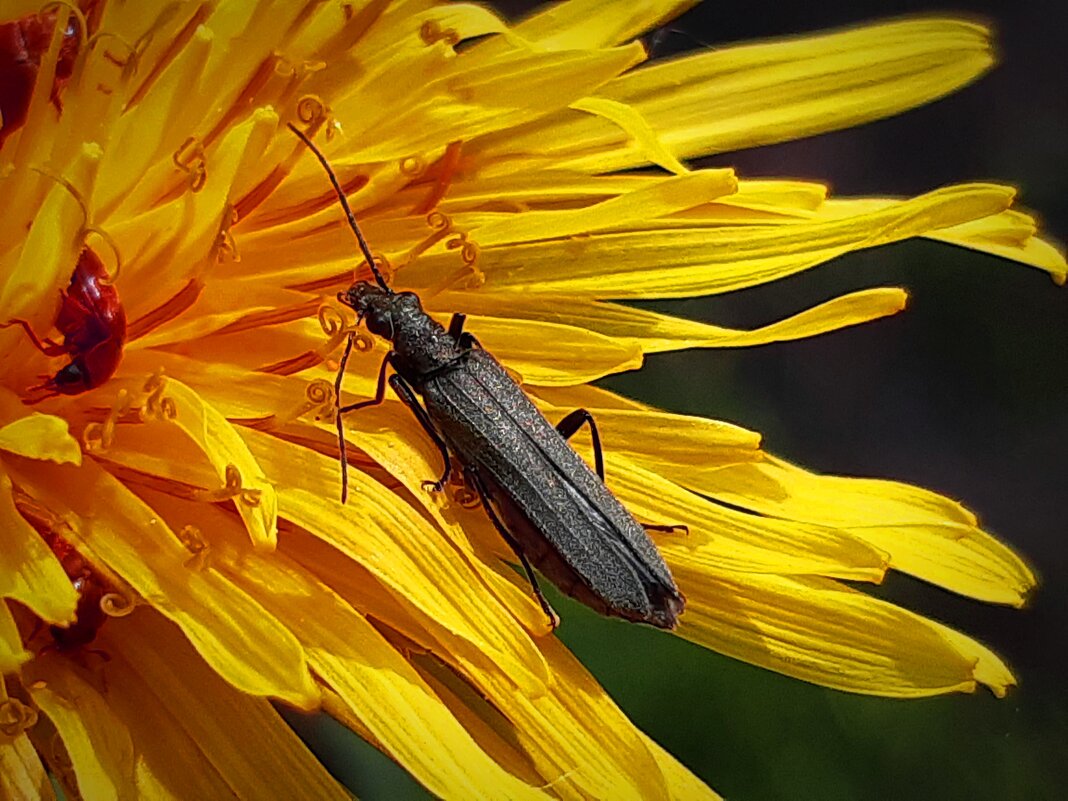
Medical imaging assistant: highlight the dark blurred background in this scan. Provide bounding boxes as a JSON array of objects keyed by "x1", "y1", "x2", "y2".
[{"x1": 291, "y1": 2, "x2": 1067, "y2": 798}]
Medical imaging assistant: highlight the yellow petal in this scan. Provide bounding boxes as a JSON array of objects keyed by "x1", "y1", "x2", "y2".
[
  {"x1": 132, "y1": 280, "x2": 313, "y2": 349},
  {"x1": 534, "y1": 382, "x2": 651, "y2": 412},
  {"x1": 609, "y1": 457, "x2": 887, "y2": 580},
  {"x1": 0, "y1": 469, "x2": 78, "y2": 624},
  {"x1": 99, "y1": 23, "x2": 214, "y2": 214},
  {"x1": 4, "y1": 455, "x2": 318, "y2": 708},
  {"x1": 0, "y1": 412, "x2": 82, "y2": 465},
  {"x1": 490, "y1": 18, "x2": 995, "y2": 173},
  {"x1": 27, "y1": 662, "x2": 135, "y2": 801},
  {"x1": 676, "y1": 568, "x2": 1015, "y2": 697},
  {"x1": 541, "y1": 404, "x2": 762, "y2": 470},
  {"x1": 466, "y1": 634, "x2": 674, "y2": 801},
  {"x1": 464, "y1": 315, "x2": 643, "y2": 385},
  {"x1": 207, "y1": 531, "x2": 546, "y2": 800},
  {"x1": 474, "y1": 168, "x2": 735, "y2": 245},
  {"x1": 402, "y1": 184, "x2": 1014, "y2": 298},
  {"x1": 817, "y1": 198, "x2": 1068, "y2": 283},
  {"x1": 571, "y1": 96, "x2": 690, "y2": 175},
  {"x1": 693, "y1": 457, "x2": 1036, "y2": 606},
  {"x1": 930, "y1": 213, "x2": 1067, "y2": 284},
  {"x1": 429, "y1": 287, "x2": 908, "y2": 353},
  {"x1": 0, "y1": 2, "x2": 42, "y2": 20},
  {"x1": 0, "y1": 601, "x2": 30, "y2": 673},
  {"x1": 117, "y1": 108, "x2": 279, "y2": 321},
  {"x1": 642, "y1": 733, "x2": 723, "y2": 801},
  {"x1": 0, "y1": 142, "x2": 100, "y2": 328},
  {"x1": 350, "y1": 41, "x2": 647, "y2": 163},
  {"x1": 510, "y1": 0, "x2": 697, "y2": 50},
  {"x1": 239, "y1": 426, "x2": 552, "y2": 697},
  {"x1": 0, "y1": 734, "x2": 54, "y2": 801},
  {"x1": 105, "y1": 610, "x2": 349, "y2": 800},
  {"x1": 143, "y1": 375, "x2": 277, "y2": 550}
]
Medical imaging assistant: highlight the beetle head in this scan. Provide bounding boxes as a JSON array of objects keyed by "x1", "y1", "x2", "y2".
[{"x1": 338, "y1": 282, "x2": 423, "y2": 342}]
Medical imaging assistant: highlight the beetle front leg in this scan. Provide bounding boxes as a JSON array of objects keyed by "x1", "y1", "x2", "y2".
[
  {"x1": 388, "y1": 372, "x2": 453, "y2": 492},
  {"x1": 1, "y1": 319, "x2": 66, "y2": 356},
  {"x1": 334, "y1": 339, "x2": 391, "y2": 504}
]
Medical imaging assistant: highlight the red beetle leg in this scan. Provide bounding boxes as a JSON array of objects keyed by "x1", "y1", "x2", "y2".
[{"x1": 1, "y1": 318, "x2": 67, "y2": 356}]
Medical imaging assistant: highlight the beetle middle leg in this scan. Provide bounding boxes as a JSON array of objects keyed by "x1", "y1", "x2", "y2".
[
  {"x1": 555, "y1": 408, "x2": 605, "y2": 480},
  {"x1": 387, "y1": 372, "x2": 453, "y2": 493},
  {"x1": 556, "y1": 407, "x2": 688, "y2": 535},
  {"x1": 448, "y1": 313, "x2": 485, "y2": 352}
]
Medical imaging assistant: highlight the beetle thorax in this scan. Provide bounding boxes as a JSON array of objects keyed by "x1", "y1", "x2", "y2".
[{"x1": 339, "y1": 283, "x2": 462, "y2": 378}]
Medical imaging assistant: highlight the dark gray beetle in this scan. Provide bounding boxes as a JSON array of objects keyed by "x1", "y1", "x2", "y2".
[{"x1": 290, "y1": 124, "x2": 685, "y2": 629}]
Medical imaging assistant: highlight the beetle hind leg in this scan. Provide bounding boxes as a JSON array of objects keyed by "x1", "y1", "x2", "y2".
[{"x1": 467, "y1": 466, "x2": 560, "y2": 629}]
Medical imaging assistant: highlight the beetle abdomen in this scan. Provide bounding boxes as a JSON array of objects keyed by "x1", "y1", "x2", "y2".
[{"x1": 421, "y1": 350, "x2": 684, "y2": 628}]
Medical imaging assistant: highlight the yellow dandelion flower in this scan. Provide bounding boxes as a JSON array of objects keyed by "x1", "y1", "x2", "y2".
[{"x1": 0, "y1": 0, "x2": 1062, "y2": 798}]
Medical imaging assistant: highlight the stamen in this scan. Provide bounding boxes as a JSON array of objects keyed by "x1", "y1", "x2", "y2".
[
  {"x1": 317, "y1": 303, "x2": 348, "y2": 341},
  {"x1": 229, "y1": 377, "x2": 339, "y2": 431},
  {"x1": 411, "y1": 140, "x2": 463, "y2": 215},
  {"x1": 352, "y1": 332, "x2": 375, "y2": 353},
  {"x1": 176, "y1": 525, "x2": 211, "y2": 570},
  {"x1": 0, "y1": 697, "x2": 38, "y2": 737},
  {"x1": 447, "y1": 231, "x2": 482, "y2": 273},
  {"x1": 141, "y1": 373, "x2": 177, "y2": 421},
  {"x1": 30, "y1": 167, "x2": 124, "y2": 284},
  {"x1": 420, "y1": 20, "x2": 460, "y2": 47},
  {"x1": 82, "y1": 225, "x2": 123, "y2": 284},
  {"x1": 212, "y1": 205, "x2": 240, "y2": 262},
  {"x1": 400, "y1": 154, "x2": 426, "y2": 178},
  {"x1": 86, "y1": 30, "x2": 135, "y2": 69},
  {"x1": 369, "y1": 252, "x2": 396, "y2": 285},
  {"x1": 428, "y1": 240, "x2": 484, "y2": 298},
  {"x1": 172, "y1": 136, "x2": 207, "y2": 192},
  {"x1": 402, "y1": 210, "x2": 454, "y2": 264},
  {"x1": 30, "y1": 166, "x2": 88, "y2": 222},
  {"x1": 99, "y1": 591, "x2": 136, "y2": 617},
  {"x1": 296, "y1": 95, "x2": 339, "y2": 140},
  {"x1": 82, "y1": 388, "x2": 131, "y2": 451},
  {"x1": 404, "y1": 212, "x2": 484, "y2": 297},
  {"x1": 39, "y1": 1, "x2": 87, "y2": 48},
  {"x1": 305, "y1": 378, "x2": 337, "y2": 417},
  {"x1": 193, "y1": 463, "x2": 261, "y2": 507},
  {"x1": 124, "y1": 4, "x2": 207, "y2": 107},
  {"x1": 274, "y1": 55, "x2": 326, "y2": 81},
  {"x1": 454, "y1": 485, "x2": 481, "y2": 509},
  {"x1": 258, "y1": 303, "x2": 371, "y2": 376}
]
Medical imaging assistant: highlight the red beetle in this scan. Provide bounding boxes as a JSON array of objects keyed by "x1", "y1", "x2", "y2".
[
  {"x1": 45, "y1": 532, "x2": 111, "y2": 650},
  {"x1": 6, "y1": 248, "x2": 127, "y2": 396},
  {"x1": 0, "y1": 7, "x2": 84, "y2": 146},
  {"x1": 15, "y1": 496, "x2": 115, "y2": 651}
]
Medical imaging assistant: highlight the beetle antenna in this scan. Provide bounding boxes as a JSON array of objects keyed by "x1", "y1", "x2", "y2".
[{"x1": 287, "y1": 123, "x2": 391, "y2": 292}]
